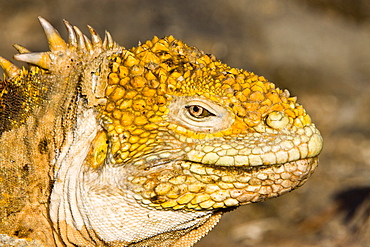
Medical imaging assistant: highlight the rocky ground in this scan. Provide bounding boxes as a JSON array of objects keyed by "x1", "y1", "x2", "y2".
[{"x1": 0, "y1": 0, "x2": 369, "y2": 246}]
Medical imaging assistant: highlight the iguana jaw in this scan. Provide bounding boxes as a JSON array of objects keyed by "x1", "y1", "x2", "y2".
[
  {"x1": 123, "y1": 117, "x2": 322, "y2": 211},
  {"x1": 127, "y1": 156, "x2": 318, "y2": 211}
]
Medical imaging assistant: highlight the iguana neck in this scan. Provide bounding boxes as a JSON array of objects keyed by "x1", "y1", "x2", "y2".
[{"x1": 49, "y1": 108, "x2": 219, "y2": 246}]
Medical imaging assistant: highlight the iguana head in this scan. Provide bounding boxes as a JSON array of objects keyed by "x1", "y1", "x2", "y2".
[
  {"x1": 96, "y1": 35, "x2": 322, "y2": 211},
  {"x1": 0, "y1": 17, "x2": 323, "y2": 246}
]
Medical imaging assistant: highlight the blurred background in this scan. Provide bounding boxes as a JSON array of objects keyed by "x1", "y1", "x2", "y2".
[{"x1": 0, "y1": 0, "x2": 369, "y2": 246}]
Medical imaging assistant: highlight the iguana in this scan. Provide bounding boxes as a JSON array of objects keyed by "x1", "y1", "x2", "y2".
[{"x1": 0, "y1": 17, "x2": 323, "y2": 246}]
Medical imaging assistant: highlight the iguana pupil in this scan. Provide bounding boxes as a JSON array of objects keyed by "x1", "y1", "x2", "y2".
[{"x1": 186, "y1": 105, "x2": 215, "y2": 118}]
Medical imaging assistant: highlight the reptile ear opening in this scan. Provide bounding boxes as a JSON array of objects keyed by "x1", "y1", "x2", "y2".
[{"x1": 83, "y1": 130, "x2": 109, "y2": 169}]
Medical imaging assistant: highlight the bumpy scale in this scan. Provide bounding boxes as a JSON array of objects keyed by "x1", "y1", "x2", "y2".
[{"x1": 0, "y1": 17, "x2": 323, "y2": 247}]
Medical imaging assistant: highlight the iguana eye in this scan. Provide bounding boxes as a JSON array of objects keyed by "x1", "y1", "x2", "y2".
[
  {"x1": 168, "y1": 96, "x2": 232, "y2": 133},
  {"x1": 185, "y1": 105, "x2": 215, "y2": 118}
]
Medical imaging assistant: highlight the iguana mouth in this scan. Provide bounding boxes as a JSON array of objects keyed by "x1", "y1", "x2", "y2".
[
  {"x1": 184, "y1": 156, "x2": 318, "y2": 175},
  {"x1": 184, "y1": 159, "x2": 299, "y2": 173},
  {"x1": 128, "y1": 157, "x2": 318, "y2": 211}
]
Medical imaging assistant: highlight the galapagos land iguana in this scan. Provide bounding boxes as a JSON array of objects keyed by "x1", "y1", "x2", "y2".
[{"x1": 0, "y1": 17, "x2": 323, "y2": 246}]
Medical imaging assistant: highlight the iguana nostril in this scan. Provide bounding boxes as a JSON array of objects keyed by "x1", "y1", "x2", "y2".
[{"x1": 265, "y1": 111, "x2": 289, "y2": 130}]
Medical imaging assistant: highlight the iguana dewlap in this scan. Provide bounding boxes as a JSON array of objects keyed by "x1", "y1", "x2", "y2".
[{"x1": 0, "y1": 17, "x2": 323, "y2": 247}]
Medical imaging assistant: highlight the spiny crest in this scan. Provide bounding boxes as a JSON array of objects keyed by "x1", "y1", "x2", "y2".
[
  {"x1": 0, "y1": 17, "x2": 119, "y2": 133},
  {"x1": 0, "y1": 16, "x2": 118, "y2": 75}
]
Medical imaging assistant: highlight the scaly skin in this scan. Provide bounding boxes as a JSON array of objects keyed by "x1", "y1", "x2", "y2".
[{"x1": 0, "y1": 18, "x2": 323, "y2": 246}]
